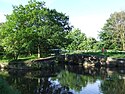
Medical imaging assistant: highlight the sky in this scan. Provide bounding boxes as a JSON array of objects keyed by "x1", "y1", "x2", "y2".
[{"x1": 0, "y1": 0, "x2": 125, "y2": 39}]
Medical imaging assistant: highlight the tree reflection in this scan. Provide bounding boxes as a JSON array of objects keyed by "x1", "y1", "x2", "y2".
[
  {"x1": 100, "y1": 72, "x2": 125, "y2": 94},
  {"x1": 57, "y1": 70, "x2": 96, "y2": 92},
  {"x1": 35, "y1": 78, "x2": 73, "y2": 94},
  {"x1": 0, "y1": 77, "x2": 20, "y2": 94},
  {"x1": 2, "y1": 65, "x2": 125, "y2": 94},
  {"x1": 4, "y1": 67, "x2": 74, "y2": 94}
]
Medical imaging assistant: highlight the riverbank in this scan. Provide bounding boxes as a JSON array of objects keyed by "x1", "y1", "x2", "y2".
[
  {"x1": 0, "y1": 56, "x2": 56, "y2": 69},
  {"x1": 0, "y1": 52, "x2": 125, "y2": 69}
]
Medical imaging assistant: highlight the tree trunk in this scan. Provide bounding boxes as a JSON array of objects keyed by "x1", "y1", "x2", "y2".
[
  {"x1": 123, "y1": 43, "x2": 125, "y2": 50},
  {"x1": 122, "y1": 32, "x2": 125, "y2": 50},
  {"x1": 122, "y1": 36, "x2": 125, "y2": 51},
  {"x1": 14, "y1": 52, "x2": 19, "y2": 60},
  {"x1": 38, "y1": 44, "x2": 41, "y2": 58},
  {"x1": 122, "y1": 26, "x2": 125, "y2": 50}
]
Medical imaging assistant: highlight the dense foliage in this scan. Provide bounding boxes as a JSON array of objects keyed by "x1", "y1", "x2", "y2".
[
  {"x1": 99, "y1": 11, "x2": 125, "y2": 50},
  {"x1": 0, "y1": 0, "x2": 71, "y2": 59},
  {"x1": 66, "y1": 29, "x2": 97, "y2": 51}
]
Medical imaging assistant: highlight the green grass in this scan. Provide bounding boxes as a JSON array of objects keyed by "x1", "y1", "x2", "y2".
[
  {"x1": 106, "y1": 52, "x2": 125, "y2": 58},
  {"x1": 66, "y1": 50, "x2": 125, "y2": 58},
  {"x1": 0, "y1": 59, "x2": 9, "y2": 64},
  {"x1": 0, "y1": 54, "x2": 38, "y2": 64},
  {"x1": 18, "y1": 54, "x2": 38, "y2": 61}
]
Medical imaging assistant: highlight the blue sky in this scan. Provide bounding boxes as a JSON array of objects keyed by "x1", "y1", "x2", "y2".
[{"x1": 0, "y1": 0, "x2": 125, "y2": 39}]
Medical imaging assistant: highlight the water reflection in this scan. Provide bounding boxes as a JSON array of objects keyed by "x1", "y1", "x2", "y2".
[
  {"x1": 0, "y1": 77, "x2": 21, "y2": 94},
  {"x1": 101, "y1": 72, "x2": 125, "y2": 94},
  {"x1": 0, "y1": 65, "x2": 125, "y2": 94}
]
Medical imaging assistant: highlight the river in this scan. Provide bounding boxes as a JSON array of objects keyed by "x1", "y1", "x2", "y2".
[{"x1": 0, "y1": 64, "x2": 125, "y2": 94}]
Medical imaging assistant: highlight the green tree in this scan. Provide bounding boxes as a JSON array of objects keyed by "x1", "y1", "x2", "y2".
[
  {"x1": 0, "y1": 0, "x2": 71, "y2": 59},
  {"x1": 93, "y1": 41, "x2": 103, "y2": 51},
  {"x1": 66, "y1": 28, "x2": 87, "y2": 50},
  {"x1": 78, "y1": 37, "x2": 97, "y2": 51},
  {"x1": 99, "y1": 11, "x2": 125, "y2": 50}
]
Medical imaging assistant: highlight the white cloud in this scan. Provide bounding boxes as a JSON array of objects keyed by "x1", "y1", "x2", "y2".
[{"x1": 70, "y1": 14, "x2": 110, "y2": 39}]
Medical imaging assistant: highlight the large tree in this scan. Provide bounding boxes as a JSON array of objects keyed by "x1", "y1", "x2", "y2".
[
  {"x1": 66, "y1": 28, "x2": 97, "y2": 51},
  {"x1": 78, "y1": 37, "x2": 97, "y2": 51},
  {"x1": 0, "y1": 0, "x2": 71, "y2": 59},
  {"x1": 66, "y1": 28, "x2": 87, "y2": 50},
  {"x1": 99, "y1": 11, "x2": 125, "y2": 50}
]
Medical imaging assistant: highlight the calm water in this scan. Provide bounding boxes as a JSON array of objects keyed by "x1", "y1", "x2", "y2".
[{"x1": 0, "y1": 64, "x2": 125, "y2": 94}]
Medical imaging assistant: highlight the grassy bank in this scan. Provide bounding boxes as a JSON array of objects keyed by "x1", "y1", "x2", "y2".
[
  {"x1": 0, "y1": 54, "x2": 38, "y2": 64},
  {"x1": 0, "y1": 51, "x2": 125, "y2": 64},
  {"x1": 82, "y1": 51, "x2": 125, "y2": 58},
  {"x1": 65, "y1": 50, "x2": 125, "y2": 58}
]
